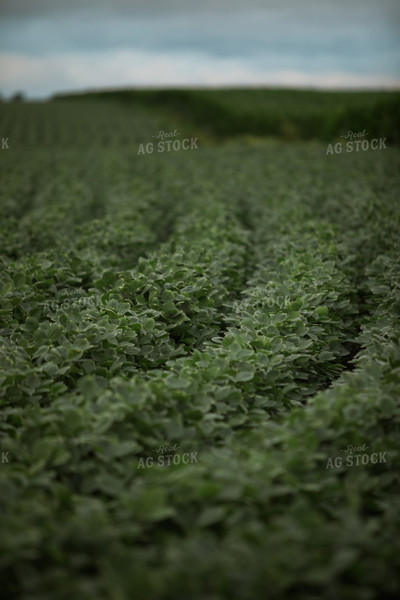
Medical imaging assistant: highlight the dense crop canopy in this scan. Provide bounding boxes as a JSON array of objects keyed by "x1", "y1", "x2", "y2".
[{"x1": 0, "y1": 93, "x2": 399, "y2": 599}]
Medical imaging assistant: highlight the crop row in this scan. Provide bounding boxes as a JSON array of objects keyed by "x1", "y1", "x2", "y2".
[
  {"x1": 1, "y1": 202, "x2": 399, "y2": 600},
  {"x1": 58, "y1": 88, "x2": 400, "y2": 144},
  {"x1": 0, "y1": 102, "x2": 399, "y2": 599},
  {"x1": 0, "y1": 193, "x2": 251, "y2": 406},
  {"x1": 0, "y1": 100, "x2": 167, "y2": 147}
]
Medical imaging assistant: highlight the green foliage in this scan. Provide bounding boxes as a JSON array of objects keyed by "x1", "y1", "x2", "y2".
[
  {"x1": 0, "y1": 95, "x2": 399, "y2": 600},
  {"x1": 55, "y1": 87, "x2": 400, "y2": 144}
]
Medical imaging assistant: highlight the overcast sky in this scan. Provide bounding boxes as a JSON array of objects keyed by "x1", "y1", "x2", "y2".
[{"x1": 0, "y1": 0, "x2": 399, "y2": 98}]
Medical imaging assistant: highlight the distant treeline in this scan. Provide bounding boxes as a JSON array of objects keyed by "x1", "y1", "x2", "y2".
[{"x1": 53, "y1": 87, "x2": 400, "y2": 144}]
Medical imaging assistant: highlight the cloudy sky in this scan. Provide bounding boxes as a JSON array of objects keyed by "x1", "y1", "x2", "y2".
[{"x1": 0, "y1": 0, "x2": 399, "y2": 98}]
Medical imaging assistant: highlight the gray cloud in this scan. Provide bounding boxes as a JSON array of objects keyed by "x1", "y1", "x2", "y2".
[
  {"x1": 1, "y1": 3, "x2": 399, "y2": 59},
  {"x1": 1, "y1": 0, "x2": 399, "y2": 22},
  {"x1": 1, "y1": 0, "x2": 399, "y2": 95},
  {"x1": 3, "y1": 0, "x2": 268, "y2": 18}
]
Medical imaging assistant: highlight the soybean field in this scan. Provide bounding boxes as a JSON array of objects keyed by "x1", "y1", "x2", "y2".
[{"x1": 0, "y1": 89, "x2": 400, "y2": 600}]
